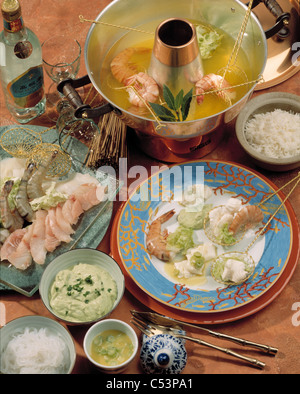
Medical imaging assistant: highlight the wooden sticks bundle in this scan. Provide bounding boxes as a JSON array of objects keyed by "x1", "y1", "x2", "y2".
[{"x1": 86, "y1": 112, "x2": 127, "y2": 170}]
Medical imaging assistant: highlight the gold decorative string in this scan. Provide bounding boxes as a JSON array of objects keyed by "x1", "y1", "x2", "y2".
[
  {"x1": 245, "y1": 174, "x2": 300, "y2": 254},
  {"x1": 193, "y1": 75, "x2": 264, "y2": 101},
  {"x1": 257, "y1": 172, "x2": 300, "y2": 207},
  {"x1": 79, "y1": 15, "x2": 154, "y2": 35},
  {"x1": 221, "y1": 0, "x2": 254, "y2": 80}
]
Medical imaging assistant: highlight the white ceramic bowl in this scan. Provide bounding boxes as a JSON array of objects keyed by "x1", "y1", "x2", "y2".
[
  {"x1": 0, "y1": 315, "x2": 76, "y2": 374},
  {"x1": 83, "y1": 319, "x2": 138, "y2": 373},
  {"x1": 236, "y1": 92, "x2": 300, "y2": 172},
  {"x1": 39, "y1": 248, "x2": 125, "y2": 325}
]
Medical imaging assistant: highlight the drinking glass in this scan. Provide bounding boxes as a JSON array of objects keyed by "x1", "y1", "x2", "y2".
[
  {"x1": 42, "y1": 35, "x2": 81, "y2": 83},
  {"x1": 42, "y1": 35, "x2": 81, "y2": 118}
]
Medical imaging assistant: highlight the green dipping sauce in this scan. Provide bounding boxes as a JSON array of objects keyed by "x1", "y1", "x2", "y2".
[{"x1": 49, "y1": 263, "x2": 117, "y2": 323}]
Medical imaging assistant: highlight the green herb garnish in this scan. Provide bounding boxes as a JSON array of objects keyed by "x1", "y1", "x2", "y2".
[
  {"x1": 190, "y1": 251, "x2": 205, "y2": 270},
  {"x1": 150, "y1": 85, "x2": 193, "y2": 122},
  {"x1": 85, "y1": 275, "x2": 93, "y2": 285}
]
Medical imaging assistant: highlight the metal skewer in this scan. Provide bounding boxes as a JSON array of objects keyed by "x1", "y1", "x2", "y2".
[
  {"x1": 257, "y1": 171, "x2": 300, "y2": 207},
  {"x1": 245, "y1": 173, "x2": 300, "y2": 254},
  {"x1": 131, "y1": 310, "x2": 278, "y2": 355}
]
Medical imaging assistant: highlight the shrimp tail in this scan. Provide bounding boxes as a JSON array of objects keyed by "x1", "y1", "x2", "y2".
[
  {"x1": 124, "y1": 72, "x2": 159, "y2": 108},
  {"x1": 15, "y1": 163, "x2": 35, "y2": 222},
  {"x1": 27, "y1": 151, "x2": 58, "y2": 200},
  {"x1": 195, "y1": 73, "x2": 235, "y2": 105},
  {"x1": 229, "y1": 205, "x2": 264, "y2": 235},
  {"x1": 111, "y1": 47, "x2": 151, "y2": 84},
  {"x1": 146, "y1": 209, "x2": 175, "y2": 262}
]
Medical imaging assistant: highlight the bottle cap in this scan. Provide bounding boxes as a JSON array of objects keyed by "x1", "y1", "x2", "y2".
[{"x1": 1, "y1": 0, "x2": 21, "y2": 22}]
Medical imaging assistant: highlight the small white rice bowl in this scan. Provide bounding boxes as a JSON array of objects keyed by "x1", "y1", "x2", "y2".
[
  {"x1": 236, "y1": 93, "x2": 300, "y2": 171},
  {"x1": 0, "y1": 316, "x2": 76, "y2": 374}
]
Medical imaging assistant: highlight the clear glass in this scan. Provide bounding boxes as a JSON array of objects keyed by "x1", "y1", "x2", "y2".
[
  {"x1": 42, "y1": 35, "x2": 81, "y2": 119},
  {"x1": 42, "y1": 35, "x2": 81, "y2": 83}
]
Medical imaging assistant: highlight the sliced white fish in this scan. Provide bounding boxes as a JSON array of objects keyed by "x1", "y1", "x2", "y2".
[
  {"x1": 48, "y1": 208, "x2": 72, "y2": 244},
  {"x1": 0, "y1": 228, "x2": 32, "y2": 270},
  {"x1": 30, "y1": 210, "x2": 48, "y2": 265},
  {"x1": 45, "y1": 214, "x2": 61, "y2": 252},
  {"x1": 55, "y1": 203, "x2": 74, "y2": 235}
]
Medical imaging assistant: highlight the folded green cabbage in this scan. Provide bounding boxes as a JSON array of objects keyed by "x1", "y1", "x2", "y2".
[
  {"x1": 196, "y1": 25, "x2": 223, "y2": 59},
  {"x1": 167, "y1": 226, "x2": 194, "y2": 255},
  {"x1": 30, "y1": 182, "x2": 67, "y2": 211}
]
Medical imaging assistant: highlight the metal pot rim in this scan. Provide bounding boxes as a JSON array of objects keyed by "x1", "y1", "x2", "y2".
[{"x1": 83, "y1": 0, "x2": 268, "y2": 126}]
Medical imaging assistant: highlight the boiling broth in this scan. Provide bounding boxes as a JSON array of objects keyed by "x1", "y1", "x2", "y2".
[{"x1": 99, "y1": 19, "x2": 252, "y2": 121}]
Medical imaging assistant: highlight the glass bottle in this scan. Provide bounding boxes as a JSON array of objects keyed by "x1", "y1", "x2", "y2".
[{"x1": 0, "y1": 0, "x2": 45, "y2": 123}]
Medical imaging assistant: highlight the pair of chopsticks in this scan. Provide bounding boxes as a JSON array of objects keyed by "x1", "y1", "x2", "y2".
[{"x1": 131, "y1": 310, "x2": 278, "y2": 356}]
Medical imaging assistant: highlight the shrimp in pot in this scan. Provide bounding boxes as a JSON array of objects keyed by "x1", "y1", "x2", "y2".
[
  {"x1": 125, "y1": 72, "x2": 160, "y2": 108},
  {"x1": 0, "y1": 180, "x2": 24, "y2": 232},
  {"x1": 111, "y1": 47, "x2": 151, "y2": 84},
  {"x1": 15, "y1": 162, "x2": 35, "y2": 222},
  {"x1": 195, "y1": 73, "x2": 235, "y2": 105},
  {"x1": 229, "y1": 205, "x2": 264, "y2": 235},
  {"x1": 146, "y1": 209, "x2": 175, "y2": 262},
  {"x1": 27, "y1": 151, "x2": 58, "y2": 200}
]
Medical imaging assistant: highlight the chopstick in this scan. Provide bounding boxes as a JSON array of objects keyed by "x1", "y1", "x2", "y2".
[{"x1": 131, "y1": 310, "x2": 278, "y2": 355}]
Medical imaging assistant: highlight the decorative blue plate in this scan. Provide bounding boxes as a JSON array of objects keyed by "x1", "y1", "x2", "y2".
[
  {"x1": 0, "y1": 125, "x2": 120, "y2": 296},
  {"x1": 117, "y1": 161, "x2": 294, "y2": 313}
]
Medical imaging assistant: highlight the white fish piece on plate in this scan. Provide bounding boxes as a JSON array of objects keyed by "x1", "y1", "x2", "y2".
[
  {"x1": 69, "y1": 198, "x2": 83, "y2": 224},
  {"x1": 48, "y1": 207, "x2": 72, "y2": 244},
  {"x1": 222, "y1": 259, "x2": 248, "y2": 283},
  {"x1": 213, "y1": 212, "x2": 234, "y2": 237},
  {"x1": 45, "y1": 214, "x2": 61, "y2": 252},
  {"x1": 225, "y1": 197, "x2": 242, "y2": 214},
  {"x1": 71, "y1": 183, "x2": 102, "y2": 211},
  {"x1": 55, "y1": 203, "x2": 75, "y2": 235},
  {"x1": 30, "y1": 210, "x2": 48, "y2": 265},
  {"x1": 61, "y1": 196, "x2": 81, "y2": 225},
  {"x1": 209, "y1": 206, "x2": 227, "y2": 228},
  {"x1": 0, "y1": 228, "x2": 26, "y2": 260},
  {"x1": 10, "y1": 224, "x2": 34, "y2": 270},
  {"x1": 0, "y1": 158, "x2": 27, "y2": 180},
  {"x1": 174, "y1": 242, "x2": 217, "y2": 279},
  {"x1": 55, "y1": 173, "x2": 99, "y2": 195},
  {"x1": 0, "y1": 228, "x2": 32, "y2": 270}
]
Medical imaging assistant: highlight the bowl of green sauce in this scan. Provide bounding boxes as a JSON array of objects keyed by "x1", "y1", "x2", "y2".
[
  {"x1": 39, "y1": 249, "x2": 125, "y2": 325},
  {"x1": 83, "y1": 319, "x2": 138, "y2": 373}
]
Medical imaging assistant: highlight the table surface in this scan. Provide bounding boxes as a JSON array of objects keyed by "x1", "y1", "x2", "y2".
[{"x1": 0, "y1": 0, "x2": 299, "y2": 375}]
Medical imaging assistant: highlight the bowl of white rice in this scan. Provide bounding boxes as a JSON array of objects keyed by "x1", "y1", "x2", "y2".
[
  {"x1": 235, "y1": 92, "x2": 300, "y2": 172},
  {"x1": 0, "y1": 315, "x2": 76, "y2": 374}
]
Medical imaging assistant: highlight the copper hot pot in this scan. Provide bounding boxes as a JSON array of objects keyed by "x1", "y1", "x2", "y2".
[{"x1": 58, "y1": 0, "x2": 290, "y2": 162}]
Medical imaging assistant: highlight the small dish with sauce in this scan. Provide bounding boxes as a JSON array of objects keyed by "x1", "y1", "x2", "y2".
[{"x1": 83, "y1": 319, "x2": 138, "y2": 373}]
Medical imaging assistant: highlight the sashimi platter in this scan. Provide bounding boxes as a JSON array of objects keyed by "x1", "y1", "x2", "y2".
[{"x1": 0, "y1": 125, "x2": 118, "y2": 296}]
